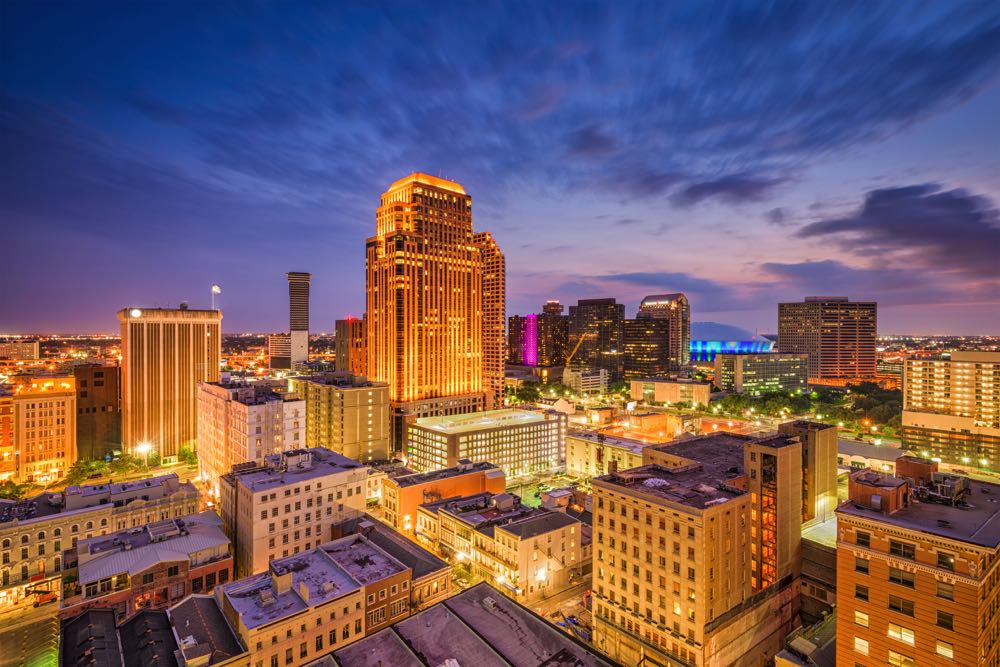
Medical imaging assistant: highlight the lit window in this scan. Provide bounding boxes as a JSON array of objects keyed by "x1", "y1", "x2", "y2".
[
  {"x1": 854, "y1": 611, "x2": 869, "y2": 628},
  {"x1": 936, "y1": 641, "x2": 954, "y2": 661},
  {"x1": 853, "y1": 637, "x2": 869, "y2": 656},
  {"x1": 888, "y1": 623, "x2": 915, "y2": 646}
]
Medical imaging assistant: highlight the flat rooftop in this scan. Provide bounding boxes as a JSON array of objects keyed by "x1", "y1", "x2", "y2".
[
  {"x1": 321, "y1": 534, "x2": 409, "y2": 585},
  {"x1": 838, "y1": 438, "x2": 910, "y2": 462},
  {"x1": 394, "y1": 461, "x2": 502, "y2": 488},
  {"x1": 414, "y1": 408, "x2": 547, "y2": 434},
  {"x1": 226, "y1": 448, "x2": 365, "y2": 492},
  {"x1": 568, "y1": 428, "x2": 655, "y2": 454},
  {"x1": 837, "y1": 477, "x2": 1000, "y2": 548},
  {"x1": 333, "y1": 582, "x2": 612, "y2": 666},
  {"x1": 359, "y1": 521, "x2": 449, "y2": 580},
  {"x1": 499, "y1": 511, "x2": 580, "y2": 539},
  {"x1": 646, "y1": 432, "x2": 750, "y2": 480},
  {"x1": 595, "y1": 464, "x2": 747, "y2": 510},
  {"x1": 219, "y1": 549, "x2": 360, "y2": 630}
]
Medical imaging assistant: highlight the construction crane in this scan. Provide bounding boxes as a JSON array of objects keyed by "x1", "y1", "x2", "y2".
[{"x1": 565, "y1": 332, "x2": 595, "y2": 366}]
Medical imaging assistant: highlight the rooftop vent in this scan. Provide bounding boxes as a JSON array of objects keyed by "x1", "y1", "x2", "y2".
[
  {"x1": 482, "y1": 596, "x2": 497, "y2": 610},
  {"x1": 259, "y1": 589, "x2": 275, "y2": 605}
]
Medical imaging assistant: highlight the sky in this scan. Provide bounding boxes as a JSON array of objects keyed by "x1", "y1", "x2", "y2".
[{"x1": 2, "y1": 1, "x2": 999, "y2": 335}]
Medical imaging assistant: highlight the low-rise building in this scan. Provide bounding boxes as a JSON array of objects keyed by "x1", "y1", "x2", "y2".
[
  {"x1": 60, "y1": 510, "x2": 232, "y2": 622},
  {"x1": 837, "y1": 439, "x2": 912, "y2": 472},
  {"x1": 0, "y1": 473, "x2": 199, "y2": 602},
  {"x1": 197, "y1": 378, "x2": 305, "y2": 497},
  {"x1": 0, "y1": 339, "x2": 40, "y2": 360},
  {"x1": 218, "y1": 448, "x2": 368, "y2": 577},
  {"x1": 330, "y1": 582, "x2": 613, "y2": 666},
  {"x1": 405, "y1": 408, "x2": 566, "y2": 476},
  {"x1": 629, "y1": 378, "x2": 711, "y2": 407},
  {"x1": 415, "y1": 491, "x2": 586, "y2": 602},
  {"x1": 566, "y1": 430, "x2": 653, "y2": 478},
  {"x1": 169, "y1": 594, "x2": 249, "y2": 666},
  {"x1": 714, "y1": 353, "x2": 808, "y2": 395},
  {"x1": 836, "y1": 469, "x2": 1000, "y2": 666},
  {"x1": 289, "y1": 372, "x2": 390, "y2": 464},
  {"x1": 563, "y1": 367, "x2": 609, "y2": 395},
  {"x1": 382, "y1": 460, "x2": 505, "y2": 537},
  {"x1": 364, "y1": 460, "x2": 414, "y2": 505}
]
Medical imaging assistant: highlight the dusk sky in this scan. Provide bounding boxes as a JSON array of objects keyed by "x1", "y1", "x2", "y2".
[{"x1": 2, "y1": 2, "x2": 999, "y2": 335}]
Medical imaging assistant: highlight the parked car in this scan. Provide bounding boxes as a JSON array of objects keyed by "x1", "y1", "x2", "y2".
[{"x1": 33, "y1": 592, "x2": 57, "y2": 607}]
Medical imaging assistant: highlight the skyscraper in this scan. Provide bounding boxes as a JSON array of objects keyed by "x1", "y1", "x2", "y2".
[
  {"x1": 636, "y1": 292, "x2": 690, "y2": 371},
  {"x1": 777, "y1": 296, "x2": 877, "y2": 381},
  {"x1": 475, "y1": 231, "x2": 505, "y2": 409},
  {"x1": 118, "y1": 306, "x2": 221, "y2": 458},
  {"x1": 622, "y1": 318, "x2": 672, "y2": 379},
  {"x1": 73, "y1": 362, "x2": 121, "y2": 461},
  {"x1": 568, "y1": 298, "x2": 624, "y2": 382},
  {"x1": 366, "y1": 173, "x2": 504, "y2": 449},
  {"x1": 508, "y1": 304, "x2": 568, "y2": 369},
  {"x1": 287, "y1": 271, "x2": 311, "y2": 365}
]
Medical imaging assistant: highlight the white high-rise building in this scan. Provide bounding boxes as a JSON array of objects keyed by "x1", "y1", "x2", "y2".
[{"x1": 197, "y1": 378, "x2": 305, "y2": 497}]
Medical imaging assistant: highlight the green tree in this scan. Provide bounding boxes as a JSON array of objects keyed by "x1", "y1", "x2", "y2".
[
  {"x1": 178, "y1": 445, "x2": 198, "y2": 466},
  {"x1": 0, "y1": 480, "x2": 30, "y2": 500}
]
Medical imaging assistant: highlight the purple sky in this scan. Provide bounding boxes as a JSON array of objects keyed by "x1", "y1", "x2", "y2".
[{"x1": 2, "y1": 2, "x2": 999, "y2": 335}]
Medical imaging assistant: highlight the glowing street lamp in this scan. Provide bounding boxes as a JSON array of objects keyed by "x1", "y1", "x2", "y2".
[{"x1": 135, "y1": 442, "x2": 152, "y2": 467}]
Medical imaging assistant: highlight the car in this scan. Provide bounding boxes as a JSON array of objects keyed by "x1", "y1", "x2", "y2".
[{"x1": 33, "y1": 592, "x2": 57, "y2": 607}]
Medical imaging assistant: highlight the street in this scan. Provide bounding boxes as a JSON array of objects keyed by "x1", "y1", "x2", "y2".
[{"x1": 0, "y1": 602, "x2": 59, "y2": 667}]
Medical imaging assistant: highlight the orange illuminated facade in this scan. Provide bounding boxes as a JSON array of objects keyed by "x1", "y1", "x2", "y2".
[
  {"x1": 7, "y1": 375, "x2": 77, "y2": 483},
  {"x1": 836, "y1": 469, "x2": 1000, "y2": 667},
  {"x1": 118, "y1": 307, "x2": 221, "y2": 459},
  {"x1": 366, "y1": 173, "x2": 504, "y2": 447}
]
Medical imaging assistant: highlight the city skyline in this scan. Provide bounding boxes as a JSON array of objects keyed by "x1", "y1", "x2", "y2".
[{"x1": 3, "y1": 2, "x2": 1000, "y2": 336}]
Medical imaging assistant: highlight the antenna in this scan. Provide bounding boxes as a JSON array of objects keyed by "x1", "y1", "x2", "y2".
[{"x1": 211, "y1": 284, "x2": 222, "y2": 310}]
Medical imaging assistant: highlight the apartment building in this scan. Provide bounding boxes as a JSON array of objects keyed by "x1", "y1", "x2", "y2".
[
  {"x1": 0, "y1": 473, "x2": 199, "y2": 599},
  {"x1": 0, "y1": 339, "x2": 40, "y2": 360},
  {"x1": 198, "y1": 378, "x2": 305, "y2": 497},
  {"x1": 218, "y1": 448, "x2": 368, "y2": 577},
  {"x1": 415, "y1": 491, "x2": 586, "y2": 602},
  {"x1": 902, "y1": 350, "x2": 1000, "y2": 468},
  {"x1": 215, "y1": 547, "x2": 366, "y2": 667},
  {"x1": 381, "y1": 460, "x2": 505, "y2": 536},
  {"x1": 836, "y1": 467, "x2": 1000, "y2": 666},
  {"x1": 8, "y1": 374, "x2": 77, "y2": 484},
  {"x1": 405, "y1": 408, "x2": 566, "y2": 476},
  {"x1": 289, "y1": 372, "x2": 390, "y2": 463},
  {"x1": 59, "y1": 510, "x2": 232, "y2": 622}
]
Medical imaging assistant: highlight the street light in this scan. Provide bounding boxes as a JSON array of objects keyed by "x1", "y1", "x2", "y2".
[{"x1": 135, "y1": 442, "x2": 152, "y2": 467}]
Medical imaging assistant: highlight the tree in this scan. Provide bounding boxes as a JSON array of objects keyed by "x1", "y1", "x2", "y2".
[
  {"x1": 0, "y1": 480, "x2": 30, "y2": 500},
  {"x1": 64, "y1": 459, "x2": 109, "y2": 486},
  {"x1": 178, "y1": 445, "x2": 198, "y2": 466}
]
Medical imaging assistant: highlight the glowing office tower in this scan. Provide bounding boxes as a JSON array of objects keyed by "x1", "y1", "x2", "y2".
[
  {"x1": 118, "y1": 306, "x2": 221, "y2": 458},
  {"x1": 778, "y1": 296, "x2": 876, "y2": 381},
  {"x1": 476, "y1": 231, "x2": 506, "y2": 409},
  {"x1": 366, "y1": 173, "x2": 504, "y2": 448},
  {"x1": 636, "y1": 293, "x2": 691, "y2": 371},
  {"x1": 287, "y1": 272, "x2": 311, "y2": 365}
]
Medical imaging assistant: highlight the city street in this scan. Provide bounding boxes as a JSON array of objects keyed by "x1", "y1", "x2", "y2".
[
  {"x1": 532, "y1": 581, "x2": 593, "y2": 644},
  {"x1": 0, "y1": 602, "x2": 59, "y2": 667}
]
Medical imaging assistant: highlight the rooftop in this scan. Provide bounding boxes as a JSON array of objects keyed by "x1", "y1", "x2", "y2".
[
  {"x1": 595, "y1": 464, "x2": 747, "y2": 510},
  {"x1": 321, "y1": 534, "x2": 409, "y2": 585},
  {"x1": 119, "y1": 611, "x2": 179, "y2": 667},
  {"x1": 499, "y1": 510, "x2": 580, "y2": 540},
  {"x1": 837, "y1": 438, "x2": 910, "y2": 462},
  {"x1": 393, "y1": 460, "x2": 502, "y2": 488},
  {"x1": 357, "y1": 520, "x2": 449, "y2": 580},
  {"x1": 333, "y1": 582, "x2": 612, "y2": 667},
  {"x1": 568, "y1": 429, "x2": 655, "y2": 455},
  {"x1": 61, "y1": 609, "x2": 122, "y2": 667},
  {"x1": 1, "y1": 473, "x2": 194, "y2": 525},
  {"x1": 837, "y1": 475, "x2": 1000, "y2": 548},
  {"x1": 387, "y1": 172, "x2": 467, "y2": 195},
  {"x1": 76, "y1": 511, "x2": 230, "y2": 586},
  {"x1": 646, "y1": 432, "x2": 751, "y2": 481},
  {"x1": 219, "y1": 548, "x2": 360, "y2": 629},
  {"x1": 294, "y1": 372, "x2": 385, "y2": 389},
  {"x1": 168, "y1": 595, "x2": 245, "y2": 665},
  {"x1": 414, "y1": 408, "x2": 548, "y2": 434},
  {"x1": 225, "y1": 448, "x2": 365, "y2": 492}
]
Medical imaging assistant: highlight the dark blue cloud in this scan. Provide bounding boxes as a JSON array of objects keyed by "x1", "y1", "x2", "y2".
[{"x1": 796, "y1": 184, "x2": 1000, "y2": 277}]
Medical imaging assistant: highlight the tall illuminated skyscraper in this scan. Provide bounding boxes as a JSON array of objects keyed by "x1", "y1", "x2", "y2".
[
  {"x1": 636, "y1": 292, "x2": 691, "y2": 371},
  {"x1": 286, "y1": 271, "x2": 311, "y2": 365},
  {"x1": 118, "y1": 306, "x2": 221, "y2": 458},
  {"x1": 778, "y1": 296, "x2": 876, "y2": 381},
  {"x1": 366, "y1": 173, "x2": 505, "y2": 449}
]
